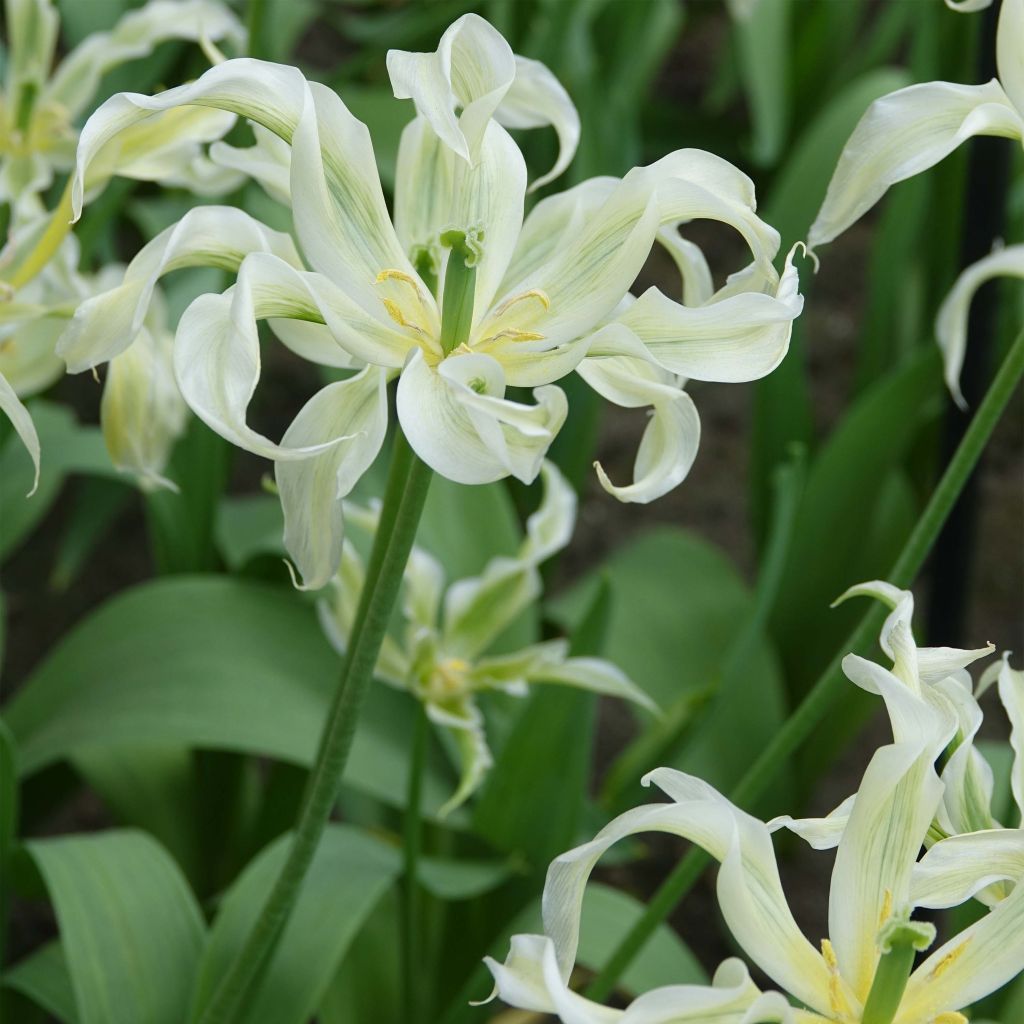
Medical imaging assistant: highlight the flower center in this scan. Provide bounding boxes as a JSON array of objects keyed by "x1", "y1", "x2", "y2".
[
  {"x1": 438, "y1": 228, "x2": 480, "y2": 356},
  {"x1": 861, "y1": 914, "x2": 936, "y2": 1024}
]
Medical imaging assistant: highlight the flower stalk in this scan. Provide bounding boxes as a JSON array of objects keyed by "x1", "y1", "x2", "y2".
[
  {"x1": 586, "y1": 324, "x2": 1024, "y2": 1002},
  {"x1": 401, "y1": 704, "x2": 429, "y2": 1024}
]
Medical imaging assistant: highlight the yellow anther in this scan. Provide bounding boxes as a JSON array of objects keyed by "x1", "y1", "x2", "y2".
[
  {"x1": 821, "y1": 939, "x2": 838, "y2": 969},
  {"x1": 929, "y1": 942, "x2": 968, "y2": 980},
  {"x1": 820, "y1": 939, "x2": 853, "y2": 1018},
  {"x1": 932, "y1": 1013, "x2": 968, "y2": 1024},
  {"x1": 376, "y1": 268, "x2": 421, "y2": 289},
  {"x1": 494, "y1": 288, "x2": 550, "y2": 317},
  {"x1": 491, "y1": 328, "x2": 545, "y2": 342},
  {"x1": 879, "y1": 889, "x2": 893, "y2": 929},
  {"x1": 382, "y1": 298, "x2": 424, "y2": 335}
]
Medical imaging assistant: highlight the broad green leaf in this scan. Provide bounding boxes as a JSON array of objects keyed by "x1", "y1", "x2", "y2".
[
  {"x1": 24, "y1": 830, "x2": 204, "y2": 1024},
  {"x1": 188, "y1": 825, "x2": 401, "y2": 1024},
  {"x1": 417, "y1": 855, "x2": 514, "y2": 901},
  {"x1": 49, "y1": 479, "x2": 130, "y2": 591},
  {"x1": 549, "y1": 528, "x2": 788, "y2": 797},
  {"x1": 5, "y1": 577, "x2": 458, "y2": 818},
  {"x1": 735, "y1": 0, "x2": 791, "y2": 166},
  {"x1": 2, "y1": 942, "x2": 77, "y2": 1023},
  {"x1": 0, "y1": 720, "x2": 16, "y2": 967}
]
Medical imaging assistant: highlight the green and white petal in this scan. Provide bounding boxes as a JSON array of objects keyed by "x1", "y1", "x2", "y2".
[
  {"x1": 397, "y1": 348, "x2": 567, "y2": 486},
  {"x1": 827, "y1": 740, "x2": 944, "y2": 1004},
  {"x1": 5, "y1": 0, "x2": 59, "y2": 100},
  {"x1": 935, "y1": 244, "x2": 1024, "y2": 408},
  {"x1": 0, "y1": 369, "x2": 41, "y2": 495},
  {"x1": 274, "y1": 366, "x2": 390, "y2": 591},
  {"x1": 100, "y1": 323, "x2": 187, "y2": 491},
  {"x1": 495, "y1": 55, "x2": 579, "y2": 190},
  {"x1": 768, "y1": 794, "x2": 856, "y2": 851},
  {"x1": 578, "y1": 343, "x2": 701, "y2": 504},
  {"x1": 58, "y1": 206, "x2": 301, "y2": 371},
  {"x1": 615, "y1": 244, "x2": 802, "y2": 382},
  {"x1": 403, "y1": 546, "x2": 446, "y2": 633},
  {"x1": 211, "y1": 123, "x2": 293, "y2": 206},
  {"x1": 997, "y1": 0, "x2": 1024, "y2": 115},
  {"x1": 522, "y1": 458, "x2": 576, "y2": 563},
  {"x1": 901, "y1": 835, "x2": 1024, "y2": 1019},
  {"x1": 0, "y1": 312, "x2": 66, "y2": 397},
  {"x1": 469, "y1": 639, "x2": 569, "y2": 695},
  {"x1": 542, "y1": 768, "x2": 838, "y2": 1018},
  {"x1": 992, "y1": 654, "x2": 1024, "y2": 822},
  {"x1": 428, "y1": 695, "x2": 494, "y2": 817},
  {"x1": 44, "y1": 0, "x2": 244, "y2": 120},
  {"x1": 526, "y1": 655, "x2": 658, "y2": 713},
  {"x1": 808, "y1": 79, "x2": 1024, "y2": 250},
  {"x1": 387, "y1": 13, "x2": 515, "y2": 166},
  {"x1": 657, "y1": 226, "x2": 715, "y2": 307}
]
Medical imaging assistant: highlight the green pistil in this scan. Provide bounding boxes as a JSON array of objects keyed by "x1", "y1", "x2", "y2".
[
  {"x1": 862, "y1": 917, "x2": 936, "y2": 1024},
  {"x1": 438, "y1": 228, "x2": 480, "y2": 356}
]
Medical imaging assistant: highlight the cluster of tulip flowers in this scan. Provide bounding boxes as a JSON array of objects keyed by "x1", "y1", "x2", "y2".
[{"x1": 1, "y1": 0, "x2": 1022, "y2": 1021}]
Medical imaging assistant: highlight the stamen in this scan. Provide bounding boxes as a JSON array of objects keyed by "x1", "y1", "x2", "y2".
[
  {"x1": 879, "y1": 889, "x2": 893, "y2": 929},
  {"x1": 382, "y1": 298, "x2": 425, "y2": 335},
  {"x1": 932, "y1": 1014, "x2": 968, "y2": 1024},
  {"x1": 929, "y1": 942, "x2": 968, "y2": 980},
  {"x1": 483, "y1": 328, "x2": 545, "y2": 343},
  {"x1": 377, "y1": 268, "x2": 422, "y2": 291},
  {"x1": 862, "y1": 915, "x2": 936, "y2": 1024},
  {"x1": 820, "y1": 939, "x2": 853, "y2": 1018},
  {"x1": 493, "y1": 288, "x2": 550, "y2": 317}
]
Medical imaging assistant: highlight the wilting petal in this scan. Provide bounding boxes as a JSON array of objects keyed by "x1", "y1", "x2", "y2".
[
  {"x1": 275, "y1": 366, "x2": 390, "y2": 590},
  {"x1": 101, "y1": 323, "x2": 187, "y2": 491},
  {"x1": 827, "y1": 740, "x2": 944, "y2": 1004},
  {"x1": 808, "y1": 80, "x2": 1024, "y2": 249},
  {"x1": 427, "y1": 695, "x2": 493, "y2": 817},
  {"x1": 616, "y1": 244, "x2": 802, "y2": 381},
  {"x1": 911, "y1": 829, "x2": 1024, "y2": 908},
  {"x1": 902, "y1": 841, "x2": 1024, "y2": 1017},
  {"x1": 45, "y1": 0, "x2": 244, "y2": 120},
  {"x1": 397, "y1": 348, "x2": 566, "y2": 486},
  {"x1": 578, "y1": 341, "x2": 701, "y2": 504},
  {"x1": 935, "y1": 244, "x2": 1024, "y2": 408},
  {"x1": 997, "y1": 0, "x2": 1024, "y2": 115},
  {"x1": 58, "y1": 206, "x2": 300, "y2": 371},
  {"x1": 523, "y1": 458, "x2": 576, "y2": 562},
  {"x1": 394, "y1": 117, "x2": 526, "y2": 318},
  {"x1": 768, "y1": 794, "x2": 856, "y2": 851},
  {"x1": 542, "y1": 768, "x2": 837, "y2": 1018},
  {"x1": 495, "y1": 55, "x2": 580, "y2": 190},
  {"x1": 0, "y1": 370, "x2": 41, "y2": 495},
  {"x1": 657, "y1": 226, "x2": 715, "y2": 307},
  {"x1": 387, "y1": 14, "x2": 515, "y2": 166},
  {"x1": 211, "y1": 123, "x2": 293, "y2": 206}
]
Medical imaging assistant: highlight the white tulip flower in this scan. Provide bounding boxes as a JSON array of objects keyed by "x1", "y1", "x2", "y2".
[
  {"x1": 62, "y1": 13, "x2": 804, "y2": 589},
  {"x1": 318, "y1": 460, "x2": 655, "y2": 817}
]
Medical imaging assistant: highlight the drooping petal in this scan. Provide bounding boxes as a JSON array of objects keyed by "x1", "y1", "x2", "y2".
[
  {"x1": 768, "y1": 794, "x2": 856, "y2": 851},
  {"x1": 808, "y1": 80, "x2": 1024, "y2": 250},
  {"x1": 100, "y1": 323, "x2": 187, "y2": 491},
  {"x1": 44, "y1": 0, "x2": 245, "y2": 120},
  {"x1": 274, "y1": 366, "x2": 390, "y2": 590},
  {"x1": 902, "y1": 838, "x2": 1024, "y2": 1018},
  {"x1": 525, "y1": 652, "x2": 658, "y2": 712},
  {"x1": 656, "y1": 226, "x2": 715, "y2": 307},
  {"x1": 428, "y1": 696, "x2": 494, "y2": 817},
  {"x1": 935, "y1": 244, "x2": 1024, "y2": 408},
  {"x1": 495, "y1": 55, "x2": 580, "y2": 190},
  {"x1": 396, "y1": 347, "x2": 567, "y2": 487},
  {"x1": 211, "y1": 123, "x2": 293, "y2": 206},
  {"x1": 0, "y1": 312, "x2": 66, "y2": 397},
  {"x1": 614, "y1": 243, "x2": 803, "y2": 381},
  {"x1": 995, "y1": 654, "x2": 1024, "y2": 822},
  {"x1": 522, "y1": 458, "x2": 576, "y2": 562},
  {"x1": 0, "y1": 370, "x2": 41, "y2": 495},
  {"x1": 541, "y1": 768, "x2": 838, "y2": 1018},
  {"x1": 387, "y1": 14, "x2": 516, "y2": 166},
  {"x1": 997, "y1": 0, "x2": 1024, "y2": 115},
  {"x1": 57, "y1": 206, "x2": 301, "y2": 372}
]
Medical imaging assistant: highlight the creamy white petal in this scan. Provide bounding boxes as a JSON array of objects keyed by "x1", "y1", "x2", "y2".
[
  {"x1": 495, "y1": 55, "x2": 580, "y2": 190},
  {"x1": 211, "y1": 123, "x2": 293, "y2": 206},
  {"x1": 523, "y1": 458, "x2": 576, "y2": 562},
  {"x1": 396, "y1": 347, "x2": 566, "y2": 486},
  {"x1": 996, "y1": 655, "x2": 1024, "y2": 822},
  {"x1": 0, "y1": 370, "x2": 41, "y2": 495},
  {"x1": 945, "y1": 0, "x2": 993, "y2": 10},
  {"x1": 0, "y1": 313, "x2": 66, "y2": 397},
  {"x1": 58, "y1": 206, "x2": 301, "y2": 372},
  {"x1": 275, "y1": 366, "x2": 390, "y2": 590},
  {"x1": 656, "y1": 227, "x2": 715, "y2": 307},
  {"x1": 768, "y1": 794, "x2": 856, "y2": 851},
  {"x1": 45, "y1": 0, "x2": 244, "y2": 120},
  {"x1": 911, "y1": 829, "x2": 1024, "y2": 908},
  {"x1": 541, "y1": 768, "x2": 837, "y2": 1017},
  {"x1": 997, "y1": 0, "x2": 1024, "y2": 115},
  {"x1": 387, "y1": 13, "x2": 515, "y2": 165},
  {"x1": 935, "y1": 244, "x2": 1024, "y2": 408},
  {"x1": 809, "y1": 79, "x2": 1024, "y2": 249}
]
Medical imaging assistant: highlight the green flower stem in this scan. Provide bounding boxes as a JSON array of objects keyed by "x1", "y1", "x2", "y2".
[
  {"x1": 586, "y1": 327, "x2": 1024, "y2": 1003},
  {"x1": 401, "y1": 704, "x2": 429, "y2": 1024},
  {"x1": 197, "y1": 428, "x2": 433, "y2": 1024}
]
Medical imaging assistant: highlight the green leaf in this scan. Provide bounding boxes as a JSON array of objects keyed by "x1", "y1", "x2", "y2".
[
  {"x1": 5, "y1": 577, "x2": 459, "y2": 818},
  {"x1": 417, "y1": 855, "x2": 513, "y2": 901},
  {"x1": 188, "y1": 825, "x2": 401, "y2": 1024},
  {"x1": 23, "y1": 830, "x2": 205, "y2": 1024},
  {"x1": 2, "y1": 941, "x2": 78, "y2": 1023},
  {"x1": 49, "y1": 479, "x2": 130, "y2": 591},
  {"x1": 0, "y1": 720, "x2": 16, "y2": 966},
  {"x1": 735, "y1": 0, "x2": 791, "y2": 166}
]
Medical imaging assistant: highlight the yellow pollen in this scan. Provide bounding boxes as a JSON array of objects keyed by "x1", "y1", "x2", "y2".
[
  {"x1": 879, "y1": 889, "x2": 893, "y2": 929},
  {"x1": 481, "y1": 328, "x2": 546, "y2": 345},
  {"x1": 494, "y1": 288, "x2": 550, "y2": 317},
  {"x1": 376, "y1": 268, "x2": 421, "y2": 289},
  {"x1": 821, "y1": 939, "x2": 838, "y2": 969},
  {"x1": 929, "y1": 942, "x2": 968, "y2": 980},
  {"x1": 382, "y1": 298, "x2": 424, "y2": 335},
  {"x1": 820, "y1": 939, "x2": 853, "y2": 1018},
  {"x1": 932, "y1": 1014, "x2": 968, "y2": 1024}
]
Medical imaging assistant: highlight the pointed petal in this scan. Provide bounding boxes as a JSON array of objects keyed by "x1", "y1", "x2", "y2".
[
  {"x1": 809, "y1": 80, "x2": 1023, "y2": 249},
  {"x1": 403, "y1": 546, "x2": 446, "y2": 632},
  {"x1": 58, "y1": 206, "x2": 300, "y2": 372},
  {"x1": 541, "y1": 768, "x2": 837, "y2": 1017},
  {"x1": 527, "y1": 655, "x2": 658, "y2": 712},
  {"x1": 45, "y1": 0, "x2": 244, "y2": 120},
  {"x1": 995, "y1": 654, "x2": 1024, "y2": 822},
  {"x1": 274, "y1": 366, "x2": 390, "y2": 590},
  {"x1": 428, "y1": 696, "x2": 494, "y2": 817},
  {"x1": 911, "y1": 829, "x2": 1024, "y2": 909},
  {"x1": 387, "y1": 13, "x2": 515, "y2": 165},
  {"x1": 997, "y1": 0, "x2": 1024, "y2": 115},
  {"x1": 0, "y1": 370, "x2": 41, "y2": 495},
  {"x1": 935, "y1": 244, "x2": 1024, "y2": 408},
  {"x1": 768, "y1": 795, "x2": 856, "y2": 851},
  {"x1": 5, "y1": 0, "x2": 59, "y2": 99},
  {"x1": 211, "y1": 123, "x2": 293, "y2": 206},
  {"x1": 396, "y1": 347, "x2": 566, "y2": 486},
  {"x1": 522, "y1": 459, "x2": 576, "y2": 562},
  {"x1": 469, "y1": 639, "x2": 569, "y2": 695}
]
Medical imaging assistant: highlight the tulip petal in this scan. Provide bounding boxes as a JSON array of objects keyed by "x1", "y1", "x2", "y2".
[
  {"x1": 0, "y1": 370, "x2": 41, "y2": 496},
  {"x1": 911, "y1": 829, "x2": 1024, "y2": 909},
  {"x1": 768, "y1": 795, "x2": 856, "y2": 851},
  {"x1": 995, "y1": 655, "x2": 1024, "y2": 822},
  {"x1": 211, "y1": 123, "x2": 293, "y2": 206},
  {"x1": 428, "y1": 695, "x2": 494, "y2": 817},
  {"x1": 808, "y1": 80, "x2": 1024, "y2": 249},
  {"x1": 935, "y1": 244, "x2": 1024, "y2": 408},
  {"x1": 541, "y1": 768, "x2": 837, "y2": 1018},
  {"x1": 274, "y1": 366, "x2": 390, "y2": 590},
  {"x1": 997, "y1": 0, "x2": 1024, "y2": 115},
  {"x1": 396, "y1": 348, "x2": 567, "y2": 486},
  {"x1": 58, "y1": 206, "x2": 301, "y2": 372}
]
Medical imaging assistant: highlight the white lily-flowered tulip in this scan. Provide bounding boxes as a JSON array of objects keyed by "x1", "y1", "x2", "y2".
[
  {"x1": 809, "y1": 0, "x2": 1023, "y2": 252},
  {"x1": 0, "y1": 0, "x2": 245, "y2": 213},
  {"x1": 63, "y1": 12, "x2": 803, "y2": 589},
  {"x1": 486, "y1": 579, "x2": 1024, "y2": 1023},
  {"x1": 317, "y1": 460, "x2": 654, "y2": 816}
]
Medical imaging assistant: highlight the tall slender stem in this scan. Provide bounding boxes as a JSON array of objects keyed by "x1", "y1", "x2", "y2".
[
  {"x1": 401, "y1": 704, "x2": 429, "y2": 1024},
  {"x1": 586, "y1": 326, "x2": 1024, "y2": 1003},
  {"x1": 197, "y1": 428, "x2": 433, "y2": 1024}
]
